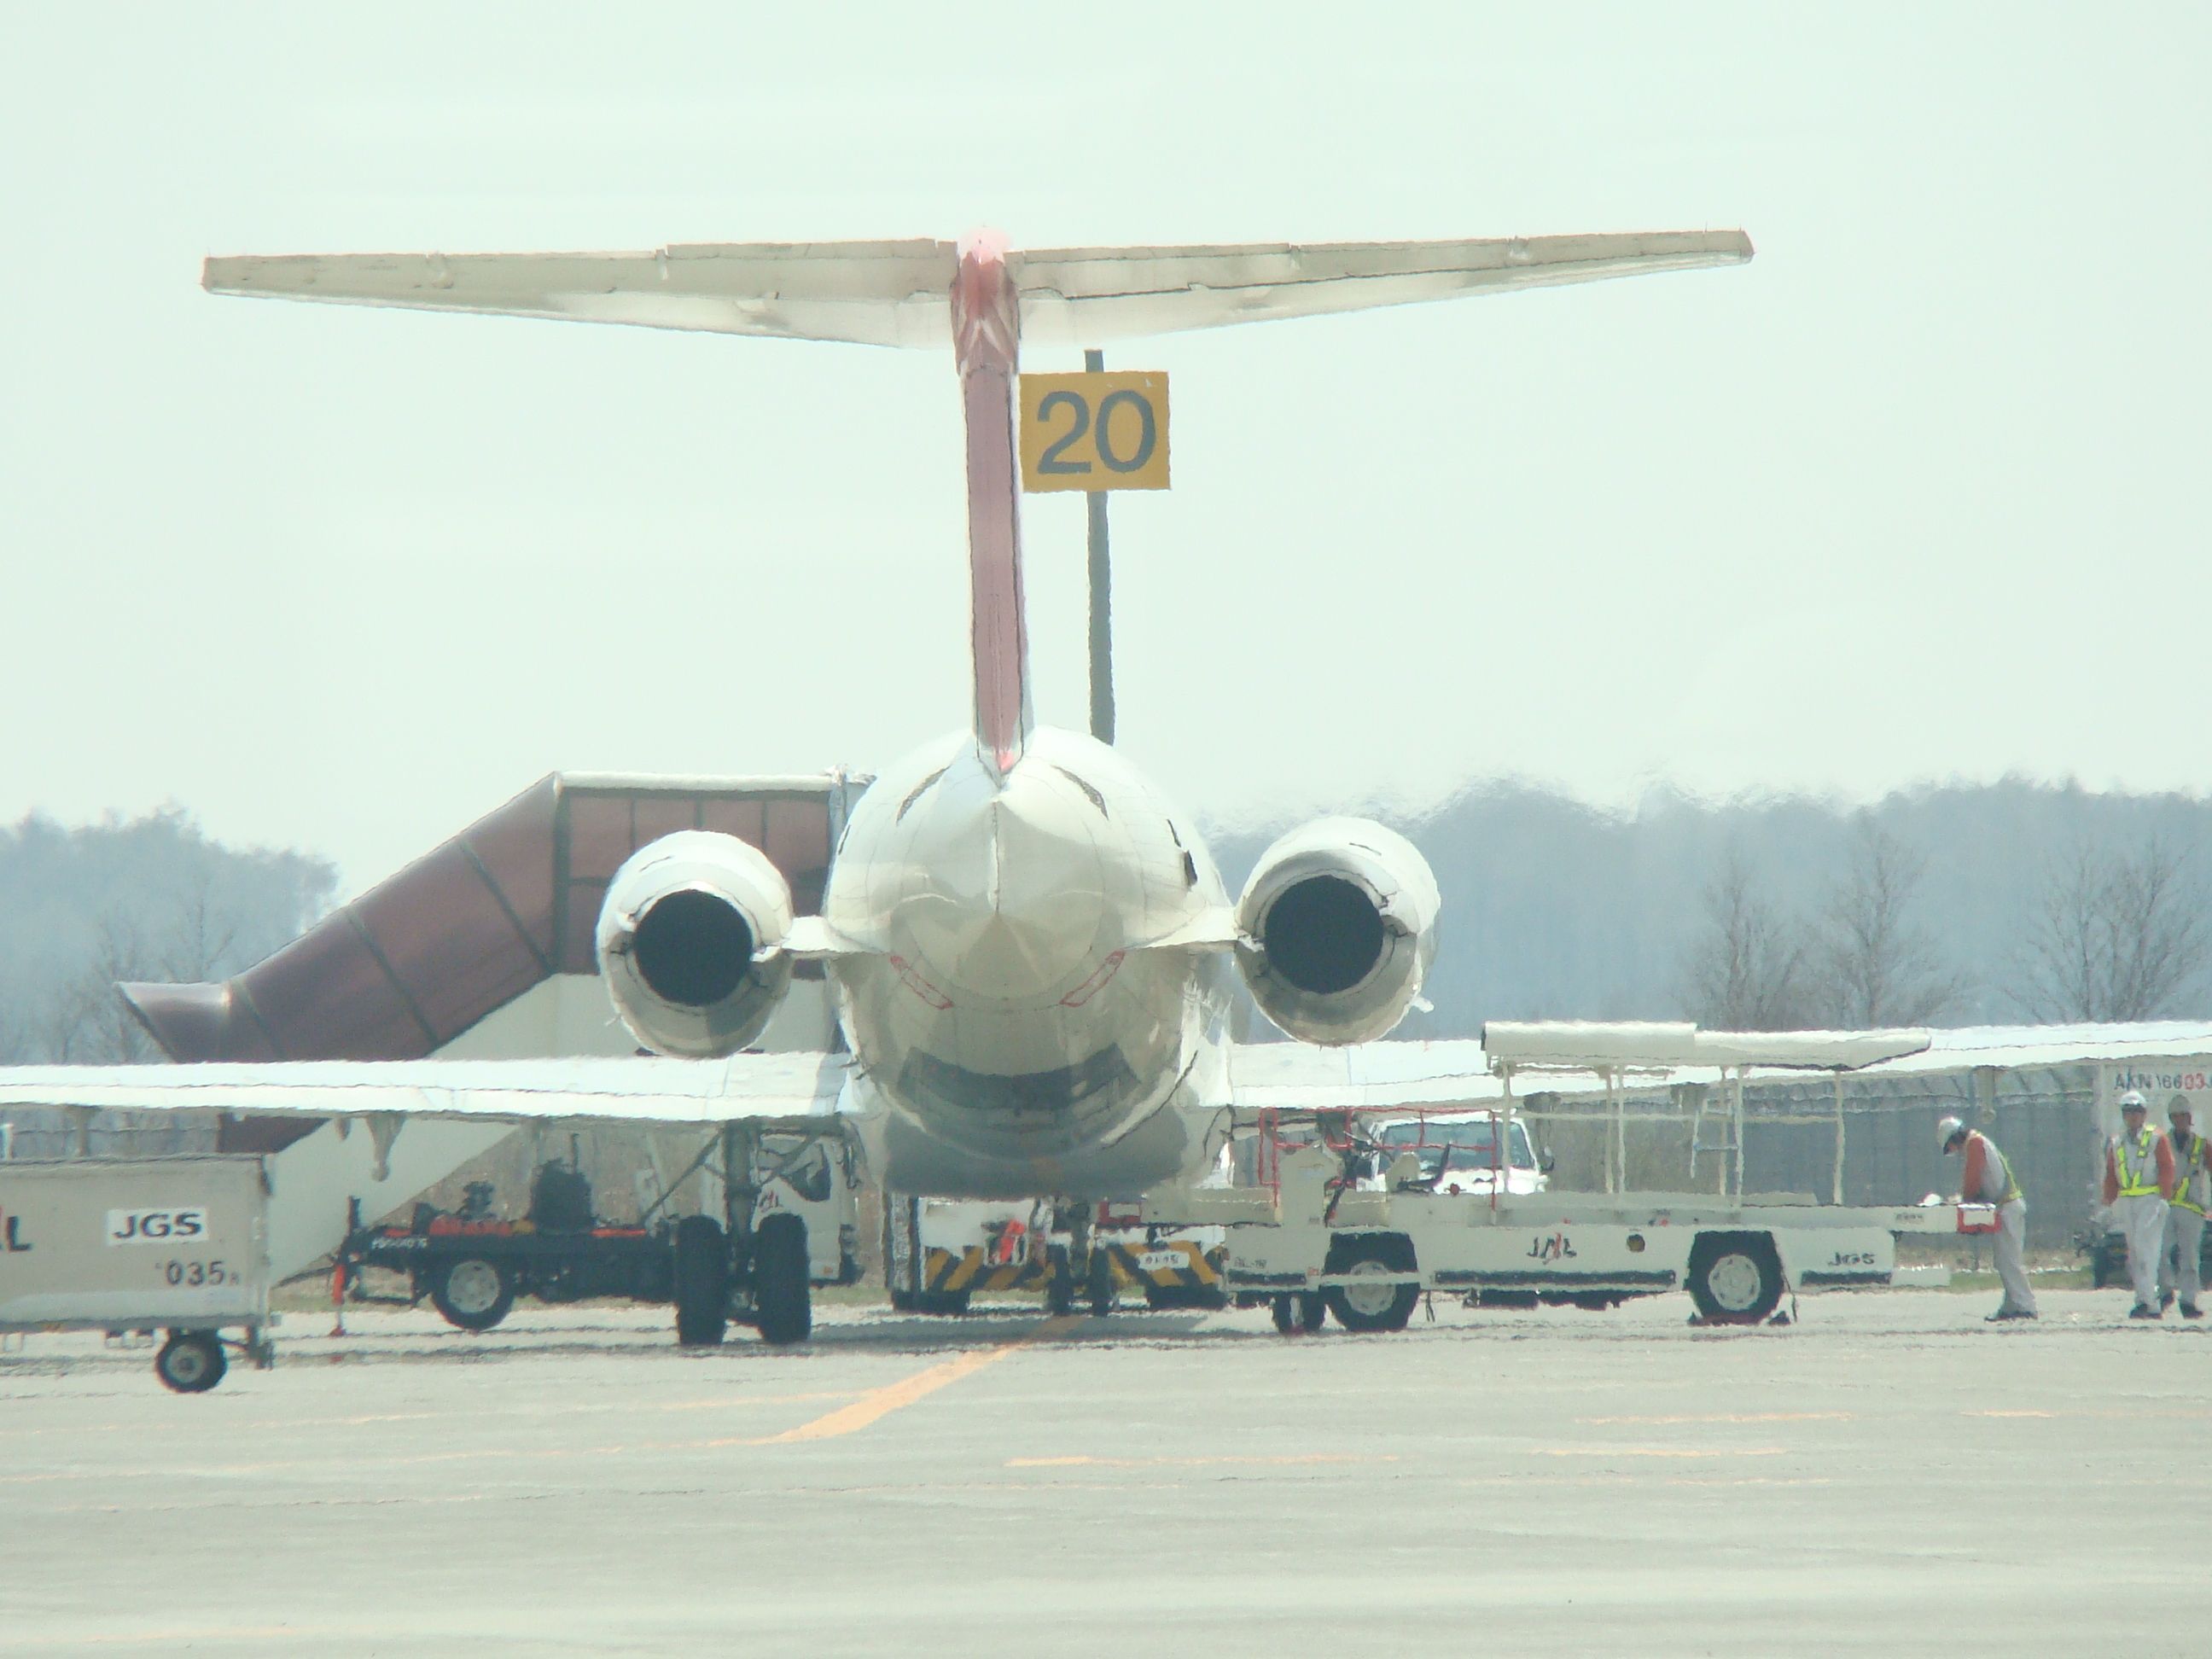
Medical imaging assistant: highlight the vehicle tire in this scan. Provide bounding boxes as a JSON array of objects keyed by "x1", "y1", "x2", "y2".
[
  {"x1": 1686, "y1": 1231, "x2": 1784, "y2": 1324},
  {"x1": 672, "y1": 1215, "x2": 730, "y2": 1348},
  {"x1": 155, "y1": 1330, "x2": 227, "y2": 1394},
  {"x1": 430, "y1": 1257, "x2": 515, "y2": 1331},
  {"x1": 1323, "y1": 1237, "x2": 1419, "y2": 1333},
  {"x1": 1086, "y1": 1249, "x2": 1117, "y2": 1317},
  {"x1": 754, "y1": 1214, "x2": 812, "y2": 1346}
]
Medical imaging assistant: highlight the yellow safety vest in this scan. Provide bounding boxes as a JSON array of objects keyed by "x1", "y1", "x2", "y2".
[
  {"x1": 1984, "y1": 1138, "x2": 2023, "y2": 1207},
  {"x1": 2115, "y1": 1126, "x2": 2162, "y2": 1198},
  {"x1": 2172, "y1": 1132, "x2": 2207, "y2": 1217}
]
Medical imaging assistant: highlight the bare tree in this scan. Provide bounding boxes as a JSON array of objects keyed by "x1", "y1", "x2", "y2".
[
  {"x1": 1813, "y1": 820, "x2": 1963, "y2": 1027},
  {"x1": 2013, "y1": 836, "x2": 2211, "y2": 1021},
  {"x1": 160, "y1": 861, "x2": 242, "y2": 983},
  {"x1": 1682, "y1": 849, "x2": 1811, "y2": 1030},
  {"x1": 54, "y1": 909, "x2": 164, "y2": 1063},
  {"x1": 0, "y1": 807, "x2": 335, "y2": 1064}
]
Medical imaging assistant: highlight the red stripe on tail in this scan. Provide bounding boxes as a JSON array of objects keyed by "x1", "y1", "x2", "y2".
[{"x1": 952, "y1": 230, "x2": 1029, "y2": 781}]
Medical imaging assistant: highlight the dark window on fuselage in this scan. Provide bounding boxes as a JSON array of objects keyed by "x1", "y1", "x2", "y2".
[{"x1": 896, "y1": 766, "x2": 949, "y2": 823}]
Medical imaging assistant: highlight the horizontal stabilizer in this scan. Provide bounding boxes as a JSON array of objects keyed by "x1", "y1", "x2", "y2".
[
  {"x1": 204, "y1": 230, "x2": 1752, "y2": 348},
  {"x1": 1010, "y1": 230, "x2": 1753, "y2": 345}
]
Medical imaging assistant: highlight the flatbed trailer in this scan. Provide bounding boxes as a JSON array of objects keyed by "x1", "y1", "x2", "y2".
[
  {"x1": 1141, "y1": 1147, "x2": 1974, "y2": 1332},
  {"x1": 0, "y1": 1155, "x2": 275, "y2": 1390}
]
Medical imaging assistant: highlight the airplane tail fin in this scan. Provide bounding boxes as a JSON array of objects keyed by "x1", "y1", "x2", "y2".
[{"x1": 206, "y1": 229, "x2": 1750, "y2": 783}]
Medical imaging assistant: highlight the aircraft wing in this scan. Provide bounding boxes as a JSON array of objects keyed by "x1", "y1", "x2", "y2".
[
  {"x1": 202, "y1": 230, "x2": 1751, "y2": 349},
  {"x1": 1229, "y1": 1039, "x2": 1505, "y2": 1112},
  {"x1": 0, "y1": 1053, "x2": 851, "y2": 1127}
]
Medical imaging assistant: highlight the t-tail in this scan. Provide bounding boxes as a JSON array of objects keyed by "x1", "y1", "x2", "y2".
[{"x1": 203, "y1": 225, "x2": 1753, "y2": 783}]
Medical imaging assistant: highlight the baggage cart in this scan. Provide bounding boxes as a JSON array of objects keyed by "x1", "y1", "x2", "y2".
[{"x1": 0, "y1": 1155, "x2": 274, "y2": 1391}]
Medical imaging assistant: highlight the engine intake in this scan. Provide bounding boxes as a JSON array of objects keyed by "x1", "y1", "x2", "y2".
[
  {"x1": 1235, "y1": 818, "x2": 1438, "y2": 1045},
  {"x1": 596, "y1": 831, "x2": 795, "y2": 1057}
]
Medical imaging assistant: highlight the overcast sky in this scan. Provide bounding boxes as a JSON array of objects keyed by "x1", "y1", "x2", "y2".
[{"x1": 3, "y1": 5, "x2": 2205, "y2": 894}]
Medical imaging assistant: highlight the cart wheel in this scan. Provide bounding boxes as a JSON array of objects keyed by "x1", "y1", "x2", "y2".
[
  {"x1": 1324, "y1": 1259, "x2": 1419, "y2": 1332},
  {"x1": 1686, "y1": 1232, "x2": 1784, "y2": 1325},
  {"x1": 1270, "y1": 1292, "x2": 1326, "y2": 1333},
  {"x1": 430, "y1": 1258, "x2": 516, "y2": 1331},
  {"x1": 754, "y1": 1214, "x2": 812, "y2": 1346},
  {"x1": 155, "y1": 1330, "x2": 227, "y2": 1394},
  {"x1": 673, "y1": 1215, "x2": 730, "y2": 1348}
]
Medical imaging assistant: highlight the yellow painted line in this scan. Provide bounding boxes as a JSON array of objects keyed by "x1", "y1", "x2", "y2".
[
  {"x1": 1538, "y1": 1446, "x2": 1787, "y2": 1459},
  {"x1": 754, "y1": 1316, "x2": 1078, "y2": 1445},
  {"x1": 1009, "y1": 1453, "x2": 1394, "y2": 1470},
  {"x1": 1576, "y1": 1412, "x2": 1851, "y2": 1425}
]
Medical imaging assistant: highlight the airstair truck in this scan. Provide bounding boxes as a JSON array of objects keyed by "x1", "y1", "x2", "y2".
[{"x1": 0, "y1": 1156, "x2": 274, "y2": 1391}]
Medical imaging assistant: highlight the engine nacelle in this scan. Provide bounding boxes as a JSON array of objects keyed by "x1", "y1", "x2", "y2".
[
  {"x1": 1234, "y1": 818, "x2": 1439, "y2": 1046},
  {"x1": 595, "y1": 831, "x2": 795, "y2": 1058}
]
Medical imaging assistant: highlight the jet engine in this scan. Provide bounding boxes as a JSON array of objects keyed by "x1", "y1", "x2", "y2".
[
  {"x1": 595, "y1": 831, "x2": 795, "y2": 1058},
  {"x1": 1234, "y1": 818, "x2": 1439, "y2": 1045}
]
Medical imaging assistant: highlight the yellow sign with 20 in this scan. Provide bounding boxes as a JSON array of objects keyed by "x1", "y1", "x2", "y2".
[{"x1": 1018, "y1": 371, "x2": 1170, "y2": 493}]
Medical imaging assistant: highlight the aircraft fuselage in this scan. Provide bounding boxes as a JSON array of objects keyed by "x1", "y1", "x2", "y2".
[{"x1": 823, "y1": 725, "x2": 1233, "y2": 1197}]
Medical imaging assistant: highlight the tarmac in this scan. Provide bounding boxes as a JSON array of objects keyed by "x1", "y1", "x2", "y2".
[{"x1": 0, "y1": 1287, "x2": 2202, "y2": 1656}]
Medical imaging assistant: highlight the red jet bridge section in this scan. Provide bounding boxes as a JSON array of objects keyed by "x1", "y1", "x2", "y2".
[{"x1": 119, "y1": 771, "x2": 857, "y2": 1156}]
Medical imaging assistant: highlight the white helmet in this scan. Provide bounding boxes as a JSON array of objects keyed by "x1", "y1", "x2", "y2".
[
  {"x1": 2120, "y1": 1090, "x2": 2149, "y2": 1112},
  {"x1": 1938, "y1": 1115, "x2": 1967, "y2": 1152}
]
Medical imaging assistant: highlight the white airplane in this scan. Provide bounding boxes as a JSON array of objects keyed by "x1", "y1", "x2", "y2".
[{"x1": 0, "y1": 227, "x2": 1750, "y2": 1338}]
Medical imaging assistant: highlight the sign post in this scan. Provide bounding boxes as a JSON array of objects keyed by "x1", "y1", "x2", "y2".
[
  {"x1": 1084, "y1": 349, "x2": 1115, "y2": 743},
  {"x1": 1017, "y1": 359, "x2": 1171, "y2": 746}
]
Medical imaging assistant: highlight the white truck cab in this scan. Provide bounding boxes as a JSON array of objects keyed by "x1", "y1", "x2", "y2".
[{"x1": 1369, "y1": 1111, "x2": 1549, "y2": 1196}]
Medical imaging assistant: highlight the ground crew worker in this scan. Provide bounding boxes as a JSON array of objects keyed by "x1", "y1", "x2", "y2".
[
  {"x1": 2103, "y1": 1090, "x2": 2174, "y2": 1319},
  {"x1": 1940, "y1": 1115, "x2": 2036, "y2": 1321},
  {"x1": 2160, "y1": 1096, "x2": 2207, "y2": 1319}
]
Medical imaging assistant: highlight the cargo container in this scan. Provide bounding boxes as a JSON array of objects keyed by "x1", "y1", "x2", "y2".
[{"x1": 0, "y1": 1156, "x2": 274, "y2": 1391}]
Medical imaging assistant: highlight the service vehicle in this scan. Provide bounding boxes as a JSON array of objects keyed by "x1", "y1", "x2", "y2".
[
  {"x1": 0, "y1": 1156, "x2": 275, "y2": 1391},
  {"x1": 340, "y1": 1163, "x2": 676, "y2": 1330},
  {"x1": 1366, "y1": 1110, "x2": 1549, "y2": 1196},
  {"x1": 1148, "y1": 1145, "x2": 1979, "y2": 1333},
  {"x1": 346, "y1": 1132, "x2": 867, "y2": 1341}
]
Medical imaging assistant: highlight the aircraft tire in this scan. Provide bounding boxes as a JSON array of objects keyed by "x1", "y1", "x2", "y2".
[
  {"x1": 1045, "y1": 1244, "x2": 1076, "y2": 1317},
  {"x1": 754, "y1": 1214, "x2": 812, "y2": 1346},
  {"x1": 1086, "y1": 1249, "x2": 1117, "y2": 1317},
  {"x1": 155, "y1": 1330, "x2": 227, "y2": 1394},
  {"x1": 430, "y1": 1258, "x2": 515, "y2": 1331},
  {"x1": 672, "y1": 1215, "x2": 730, "y2": 1348}
]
